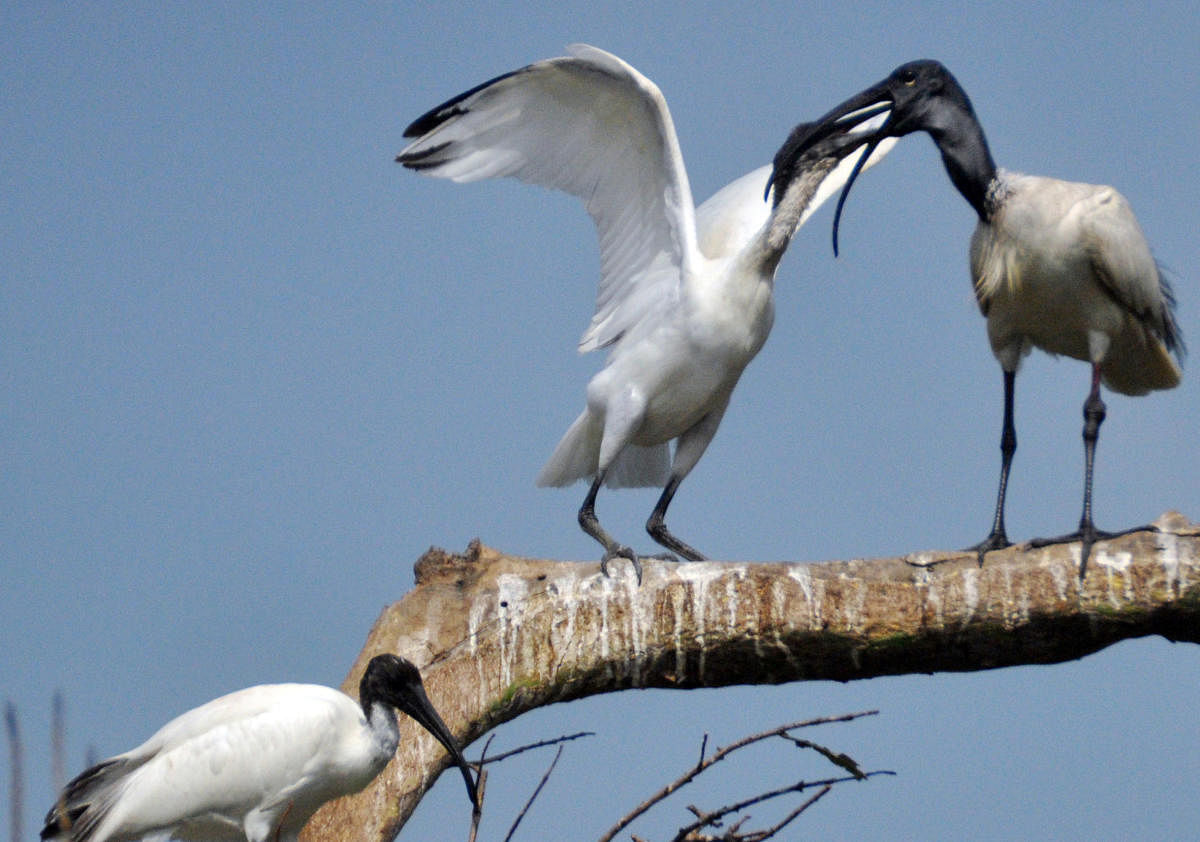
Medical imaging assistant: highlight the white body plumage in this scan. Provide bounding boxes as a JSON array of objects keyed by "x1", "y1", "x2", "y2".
[
  {"x1": 972, "y1": 170, "x2": 1180, "y2": 395},
  {"x1": 399, "y1": 44, "x2": 892, "y2": 565},
  {"x1": 43, "y1": 655, "x2": 477, "y2": 842}
]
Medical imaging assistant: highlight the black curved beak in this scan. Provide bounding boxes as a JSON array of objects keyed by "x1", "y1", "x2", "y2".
[
  {"x1": 776, "y1": 81, "x2": 898, "y2": 256},
  {"x1": 399, "y1": 682, "x2": 481, "y2": 812}
]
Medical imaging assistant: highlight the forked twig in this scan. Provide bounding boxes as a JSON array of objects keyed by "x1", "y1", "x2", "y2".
[
  {"x1": 476, "y1": 731, "x2": 594, "y2": 765},
  {"x1": 464, "y1": 735, "x2": 495, "y2": 842},
  {"x1": 463, "y1": 731, "x2": 594, "y2": 842},
  {"x1": 598, "y1": 710, "x2": 882, "y2": 842},
  {"x1": 672, "y1": 769, "x2": 895, "y2": 842},
  {"x1": 502, "y1": 744, "x2": 564, "y2": 842}
]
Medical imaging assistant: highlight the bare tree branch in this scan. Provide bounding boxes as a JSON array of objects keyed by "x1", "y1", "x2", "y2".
[
  {"x1": 300, "y1": 514, "x2": 1200, "y2": 842},
  {"x1": 477, "y1": 731, "x2": 595, "y2": 766},
  {"x1": 502, "y1": 744, "x2": 563, "y2": 842},
  {"x1": 672, "y1": 771, "x2": 894, "y2": 842},
  {"x1": 464, "y1": 732, "x2": 594, "y2": 842},
  {"x1": 599, "y1": 712, "x2": 878, "y2": 842},
  {"x1": 734, "y1": 783, "x2": 832, "y2": 842},
  {"x1": 464, "y1": 735, "x2": 495, "y2": 842}
]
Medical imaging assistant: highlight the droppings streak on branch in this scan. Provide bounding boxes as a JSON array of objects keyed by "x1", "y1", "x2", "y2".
[{"x1": 300, "y1": 514, "x2": 1199, "y2": 842}]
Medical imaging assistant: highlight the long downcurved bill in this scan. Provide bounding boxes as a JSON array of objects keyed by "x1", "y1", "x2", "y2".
[
  {"x1": 784, "y1": 87, "x2": 897, "y2": 256},
  {"x1": 825, "y1": 102, "x2": 894, "y2": 256},
  {"x1": 404, "y1": 682, "x2": 481, "y2": 812}
]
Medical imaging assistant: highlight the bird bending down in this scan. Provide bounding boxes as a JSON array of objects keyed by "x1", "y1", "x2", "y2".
[
  {"x1": 398, "y1": 44, "x2": 893, "y2": 581},
  {"x1": 42, "y1": 654, "x2": 478, "y2": 842},
  {"x1": 774, "y1": 59, "x2": 1184, "y2": 577}
]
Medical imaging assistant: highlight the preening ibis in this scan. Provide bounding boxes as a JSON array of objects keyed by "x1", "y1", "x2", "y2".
[
  {"x1": 774, "y1": 59, "x2": 1183, "y2": 576},
  {"x1": 398, "y1": 44, "x2": 894, "y2": 581},
  {"x1": 42, "y1": 654, "x2": 478, "y2": 842}
]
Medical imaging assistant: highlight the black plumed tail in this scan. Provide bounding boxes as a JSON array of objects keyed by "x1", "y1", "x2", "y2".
[{"x1": 42, "y1": 757, "x2": 136, "y2": 841}]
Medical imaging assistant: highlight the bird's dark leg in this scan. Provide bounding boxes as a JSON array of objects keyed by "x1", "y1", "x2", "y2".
[
  {"x1": 1078, "y1": 365, "x2": 1107, "y2": 540},
  {"x1": 578, "y1": 473, "x2": 643, "y2": 583},
  {"x1": 646, "y1": 474, "x2": 707, "y2": 563},
  {"x1": 966, "y1": 369, "x2": 1016, "y2": 565},
  {"x1": 1030, "y1": 363, "x2": 1148, "y2": 579}
]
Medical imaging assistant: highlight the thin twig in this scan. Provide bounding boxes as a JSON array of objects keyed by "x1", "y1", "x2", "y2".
[
  {"x1": 670, "y1": 771, "x2": 894, "y2": 841},
  {"x1": 747, "y1": 783, "x2": 833, "y2": 842},
  {"x1": 597, "y1": 710, "x2": 878, "y2": 842},
  {"x1": 784, "y1": 737, "x2": 865, "y2": 779},
  {"x1": 502, "y1": 744, "x2": 563, "y2": 842},
  {"x1": 475, "y1": 731, "x2": 594, "y2": 765},
  {"x1": 466, "y1": 735, "x2": 496, "y2": 842},
  {"x1": 465, "y1": 732, "x2": 592, "y2": 841},
  {"x1": 466, "y1": 766, "x2": 487, "y2": 842}
]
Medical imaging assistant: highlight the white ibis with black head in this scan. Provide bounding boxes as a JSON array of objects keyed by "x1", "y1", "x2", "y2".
[
  {"x1": 775, "y1": 59, "x2": 1184, "y2": 576},
  {"x1": 397, "y1": 44, "x2": 894, "y2": 581},
  {"x1": 42, "y1": 654, "x2": 478, "y2": 842}
]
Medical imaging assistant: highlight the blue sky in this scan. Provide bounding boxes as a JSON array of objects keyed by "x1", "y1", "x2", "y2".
[{"x1": 3, "y1": 2, "x2": 1197, "y2": 839}]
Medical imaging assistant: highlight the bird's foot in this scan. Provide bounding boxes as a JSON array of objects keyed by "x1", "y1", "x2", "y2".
[
  {"x1": 600, "y1": 545, "x2": 643, "y2": 585},
  {"x1": 600, "y1": 547, "x2": 706, "y2": 585},
  {"x1": 646, "y1": 525, "x2": 707, "y2": 563},
  {"x1": 964, "y1": 531, "x2": 1011, "y2": 567},
  {"x1": 1029, "y1": 523, "x2": 1152, "y2": 580}
]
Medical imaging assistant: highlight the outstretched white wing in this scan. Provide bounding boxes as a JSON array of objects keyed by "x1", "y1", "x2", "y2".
[{"x1": 399, "y1": 44, "x2": 699, "y2": 353}]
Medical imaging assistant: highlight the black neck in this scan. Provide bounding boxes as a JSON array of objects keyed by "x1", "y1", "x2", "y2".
[{"x1": 928, "y1": 104, "x2": 998, "y2": 220}]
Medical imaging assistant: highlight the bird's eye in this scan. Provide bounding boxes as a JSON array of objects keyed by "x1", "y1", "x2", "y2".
[{"x1": 900, "y1": 69, "x2": 917, "y2": 86}]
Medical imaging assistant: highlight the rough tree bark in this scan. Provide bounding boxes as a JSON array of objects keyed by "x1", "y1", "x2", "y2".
[{"x1": 300, "y1": 512, "x2": 1199, "y2": 842}]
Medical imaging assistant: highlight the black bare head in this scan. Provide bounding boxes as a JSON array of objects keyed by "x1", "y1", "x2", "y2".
[
  {"x1": 767, "y1": 114, "x2": 892, "y2": 209},
  {"x1": 787, "y1": 60, "x2": 999, "y2": 252},
  {"x1": 361, "y1": 654, "x2": 479, "y2": 811}
]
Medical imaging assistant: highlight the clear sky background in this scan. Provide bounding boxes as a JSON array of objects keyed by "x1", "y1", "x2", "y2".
[{"x1": 3, "y1": 2, "x2": 1198, "y2": 840}]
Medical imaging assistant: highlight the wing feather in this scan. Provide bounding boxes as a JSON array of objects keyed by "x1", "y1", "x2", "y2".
[
  {"x1": 44, "y1": 684, "x2": 355, "y2": 842},
  {"x1": 1082, "y1": 185, "x2": 1183, "y2": 355},
  {"x1": 398, "y1": 44, "x2": 698, "y2": 353}
]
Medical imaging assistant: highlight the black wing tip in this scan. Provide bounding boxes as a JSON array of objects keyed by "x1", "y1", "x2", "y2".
[
  {"x1": 395, "y1": 141, "x2": 452, "y2": 170},
  {"x1": 41, "y1": 756, "x2": 130, "y2": 840},
  {"x1": 403, "y1": 104, "x2": 467, "y2": 139},
  {"x1": 402, "y1": 63, "x2": 534, "y2": 138},
  {"x1": 41, "y1": 806, "x2": 88, "y2": 840},
  {"x1": 1152, "y1": 263, "x2": 1186, "y2": 360}
]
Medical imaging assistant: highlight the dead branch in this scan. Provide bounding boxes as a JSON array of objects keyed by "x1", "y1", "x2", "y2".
[
  {"x1": 464, "y1": 732, "x2": 594, "y2": 842},
  {"x1": 598, "y1": 712, "x2": 878, "y2": 842},
  {"x1": 477, "y1": 731, "x2": 595, "y2": 766},
  {"x1": 502, "y1": 744, "x2": 563, "y2": 842},
  {"x1": 300, "y1": 513, "x2": 1200, "y2": 842},
  {"x1": 672, "y1": 771, "x2": 894, "y2": 842}
]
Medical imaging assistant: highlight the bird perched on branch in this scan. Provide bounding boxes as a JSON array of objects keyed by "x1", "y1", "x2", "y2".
[
  {"x1": 772, "y1": 59, "x2": 1183, "y2": 577},
  {"x1": 398, "y1": 44, "x2": 893, "y2": 581},
  {"x1": 42, "y1": 654, "x2": 478, "y2": 842}
]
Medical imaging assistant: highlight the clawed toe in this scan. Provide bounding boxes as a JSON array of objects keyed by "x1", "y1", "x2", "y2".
[
  {"x1": 1029, "y1": 523, "x2": 1152, "y2": 580},
  {"x1": 965, "y1": 532, "x2": 1011, "y2": 567},
  {"x1": 600, "y1": 546, "x2": 642, "y2": 584}
]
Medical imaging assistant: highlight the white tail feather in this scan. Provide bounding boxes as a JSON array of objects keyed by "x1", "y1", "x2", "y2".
[
  {"x1": 536, "y1": 412, "x2": 602, "y2": 487},
  {"x1": 537, "y1": 412, "x2": 670, "y2": 488}
]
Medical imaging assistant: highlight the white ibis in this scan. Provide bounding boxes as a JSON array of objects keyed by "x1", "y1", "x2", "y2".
[
  {"x1": 774, "y1": 59, "x2": 1183, "y2": 576},
  {"x1": 42, "y1": 654, "x2": 478, "y2": 842},
  {"x1": 397, "y1": 44, "x2": 894, "y2": 581}
]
